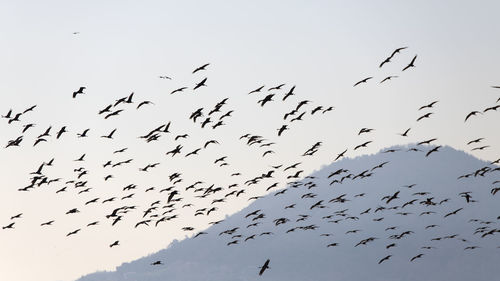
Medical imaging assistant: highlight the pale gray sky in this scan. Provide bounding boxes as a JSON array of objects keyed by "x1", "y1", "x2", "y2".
[{"x1": 0, "y1": 1, "x2": 499, "y2": 281}]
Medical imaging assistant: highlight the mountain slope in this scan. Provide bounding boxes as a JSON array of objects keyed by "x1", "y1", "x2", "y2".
[{"x1": 77, "y1": 145, "x2": 500, "y2": 281}]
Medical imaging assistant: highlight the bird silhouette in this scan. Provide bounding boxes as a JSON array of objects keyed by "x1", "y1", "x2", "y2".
[
  {"x1": 399, "y1": 128, "x2": 411, "y2": 137},
  {"x1": 2, "y1": 222, "x2": 15, "y2": 229},
  {"x1": 402, "y1": 55, "x2": 417, "y2": 71},
  {"x1": 354, "y1": 141, "x2": 372, "y2": 150},
  {"x1": 268, "y1": 84, "x2": 285, "y2": 91},
  {"x1": 464, "y1": 111, "x2": 481, "y2": 122},
  {"x1": 417, "y1": 112, "x2": 433, "y2": 121},
  {"x1": 171, "y1": 87, "x2": 188, "y2": 95},
  {"x1": 194, "y1": 78, "x2": 207, "y2": 90},
  {"x1": 248, "y1": 85, "x2": 265, "y2": 95},
  {"x1": 193, "y1": 63, "x2": 209, "y2": 74},
  {"x1": 66, "y1": 229, "x2": 81, "y2": 237},
  {"x1": 353, "y1": 77, "x2": 372, "y2": 87},
  {"x1": 419, "y1": 101, "x2": 438, "y2": 110},
  {"x1": 72, "y1": 87, "x2": 86, "y2": 98},
  {"x1": 259, "y1": 259, "x2": 270, "y2": 276},
  {"x1": 380, "y1": 76, "x2": 398, "y2": 83},
  {"x1": 282, "y1": 86, "x2": 296, "y2": 101},
  {"x1": 378, "y1": 255, "x2": 391, "y2": 264},
  {"x1": 101, "y1": 129, "x2": 117, "y2": 139}
]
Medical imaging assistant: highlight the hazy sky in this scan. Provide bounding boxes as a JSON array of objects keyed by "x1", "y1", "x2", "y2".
[{"x1": 0, "y1": 1, "x2": 499, "y2": 281}]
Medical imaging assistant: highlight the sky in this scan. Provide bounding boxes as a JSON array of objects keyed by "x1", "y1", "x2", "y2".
[{"x1": 0, "y1": 1, "x2": 499, "y2": 281}]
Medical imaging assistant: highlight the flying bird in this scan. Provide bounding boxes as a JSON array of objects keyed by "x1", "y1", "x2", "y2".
[
  {"x1": 248, "y1": 85, "x2": 265, "y2": 95},
  {"x1": 380, "y1": 76, "x2": 398, "y2": 83},
  {"x1": 378, "y1": 255, "x2": 392, "y2": 264},
  {"x1": 399, "y1": 128, "x2": 411, "y2": 137},
  {"x1": 194, "y1": 78, "x2": 207, "y2": 90},
  {"x1": 419, "y1": 101, "x2": 438, "y2": 110},
  {"x1": 192, "y1": 63, "x2": 209, "y2": 74},
  {"x1": 259, "y1": 259, "x2": 270, "y2": 276},
  {"x1": 417, "y1": 112, "x2": 433, "y2": 122},
  {"x1": 402, "y1": 55, "x2": 417, "y2": 71},
  {"x1": 268, "y1": 84, "x2": 285, "y2": 91},
  {"x1": 170, "y1": 87, "x2": 188, "y2": 95},
  {"x1": 72, "y1": 87, "x2": 86, "y2": 98},
  {"x1": 353, "y1": 77, "x2": 372, "y2": 87},
  {"x1": 464, "y1": 111, "x2": 481, "y2": 122}
]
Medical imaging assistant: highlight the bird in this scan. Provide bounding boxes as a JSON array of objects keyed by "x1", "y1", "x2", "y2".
[
  {"x1": 277, "y1": 125, "x2": 288, "y2": 136},
  {"x1": 77, "y1": 129, "x2": 90, "y2": 138},
  {"x1": 379, "y1": 56, "x2": 392, "y2": 68},
  {"x1": 471, "y1": 145, "x2": 489, "y2": 151},
  {"x1": 72, "y1": 87, "x2": 86, "y2": 98},
  {"x1": 444, "y1": 208, "x2": 463, "y2": 218},
  {"x1": 399, "y1": 128, "x2": 411, "y2": 137},
  {"x1": 66, "y1": 229, "x2": 81, "y2": 236},
  {"x1": 460, "y1": 192, "x2": 473, "y2": 203},
  {"x1": 105, "y1": 110, "x2": 123, "y2": 119},
  {"x1": 2, "y1": 222, "x2": 15, "y2": 229},
  {"x1": 56, "y1": 126, "x2": 67, "y2": 139},
  {"x1": 353, "y1": 77, "x2": 372, "y2": 87},
  {"x1": 170, "y1": 87, "x2": 187, "y2": 95},
  {"x1": 21, "y1": 123, "x2": 35, "y2": 133},
  {"x1": 417, "y1": 112, "x2": 433, "y2": 121},
  {"x1": 390, "y1": 46, "x2": 408, "y2": 57},
  {"x1": 282, "y1": 86, "x2": 296, "y2": 101},
  {"x1": 74, "y1": 154, "x2": 86, "y2": 162},
  {"x1": 417, "y1": 138, "x2": 437, "y2": 145},
  {"x1": 248, "y1": 85, "x2": 265, "y2": 95},
  {"x1": 1, "y1": 109, "x2": 12, "y2": 119},
  {"x1": 358, "y1": 128, "x2": 375, "y2": 135},
  {"x1": 192, "y1": 63, "x2": 209, "y2": 73},
  {"x1": 467, "y1": 138, "x2": 484, "y2": 145},
  {"x1": 101, "y1": 129, "x2": 117, "y2": 139},
  {"x1": 194, "y1": 78, "x2": 207, "y2": 90},
  {"x1": 425, "y1": 146, "x2": 441, "y2": 157},
  {"x1": 204, "y1": 140, "x2": 219, "y2": 148},
  {"x1": 10, "y1": 213, "x2": 22, "y2": 220},
  {"x1": 258, "y1": 94, "x2": 274, "y2": 107},
  {"x1": 334, "y1": 149, "x2": 348, "y2": 161},
  {"x1": 268, "y1": 84, "x2": 285, "y2": 91},
  {"x1": 259, "y1": 259, "x2": 270, "y2": 276},
  {"x1": 137, "y1": 101, "x2": 154, "y2": 109},
  {"x1": 380, "y1": 76, "x2": 398, "y2": 83},
  {"x1": 410, "y1": 254, "x2": 424, "y2": 262},
  {"x1": 109, "y1": 240, "x2": 120, "y2": 247},
  {"x1": 419, "y1": 101, "x2": 438, "y2": 110},
  {"x1": 354, "y1": 141, "x2": 372, "y2": 150},
  {"x1": 23, "y1": 105, "x2": 37, "y2": 114},
  {"x1": 386, "y1": 191, "x2": 400, "y2": 204},
  {"x1": 378, "y1": 255, "x2": 392, "y2": 264},
  {"x1": 402, "y1": 55, "x2": 417, "y2": 71},
  {"x1": 40, "y1": 220, "x2": 54, "y2": 226},
  {"x1": 484, "y1": 105, "x2": 500, "y2": 112},
  {"x1": 464, "y1": 111, "x2": 481, "y2": 122}
]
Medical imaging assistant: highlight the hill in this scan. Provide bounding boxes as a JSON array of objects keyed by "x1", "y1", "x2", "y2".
[{"x1": 77, "y1": 145, "x2": 500, "y2": 281}]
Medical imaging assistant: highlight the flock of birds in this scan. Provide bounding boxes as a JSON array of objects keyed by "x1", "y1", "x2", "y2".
[{"x1": 2, "y1": 46, "x2": 499, "y2": 277}]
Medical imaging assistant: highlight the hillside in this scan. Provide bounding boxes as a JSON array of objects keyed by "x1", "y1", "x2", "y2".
[{"x1": 77, "y1": 145, "x2": 500, "y2": 281}]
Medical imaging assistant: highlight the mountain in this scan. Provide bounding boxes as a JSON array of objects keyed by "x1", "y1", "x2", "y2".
[{"x1": 76, "y1": 145, "x2": 500, "y2": 281}]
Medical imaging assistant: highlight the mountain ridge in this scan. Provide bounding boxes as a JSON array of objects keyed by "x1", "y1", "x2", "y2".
[{"x1": 76, "y1": 144, "x2": 500, "y2": 281}]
